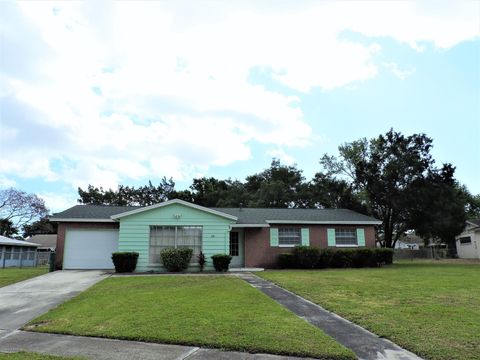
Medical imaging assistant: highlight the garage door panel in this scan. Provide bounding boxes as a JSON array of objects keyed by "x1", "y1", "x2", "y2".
[{"x1": 64, "y1": 229, "x2": 119, "y2": 269}]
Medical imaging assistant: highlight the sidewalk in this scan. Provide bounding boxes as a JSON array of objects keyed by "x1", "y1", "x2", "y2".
[
  {"x1": 0, "y1": 331, "x2": 316, "y2": 360},
  {"x1": 237, "y1": 273, "x2": 422, "y2": 360}
]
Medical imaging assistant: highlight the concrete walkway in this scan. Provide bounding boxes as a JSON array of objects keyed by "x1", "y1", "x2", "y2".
[
  {"x1": 0, "y1": 270, "x2": 108, "y2": 339},
  {"x1": 237, "y1": 273, "x2": 422, "y2": 360},
  {"x1": 0, "y1": 331, "x2": 316, "y2": 360}
]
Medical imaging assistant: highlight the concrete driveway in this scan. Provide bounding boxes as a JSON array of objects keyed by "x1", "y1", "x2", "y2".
[{"x1": 0, "y1": 270, "x2": 108, "y2": 338}]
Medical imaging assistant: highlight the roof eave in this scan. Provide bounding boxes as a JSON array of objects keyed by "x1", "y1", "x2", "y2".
[
  {"x1": 49, "y1": 218, "x2": 116, "y2": 223},
  {"x1": 265, "y1": 220, "x2": 382, "y2": 225},
  {"x1": 110, "y1": 199, "x2": 238, "y2": 221}
]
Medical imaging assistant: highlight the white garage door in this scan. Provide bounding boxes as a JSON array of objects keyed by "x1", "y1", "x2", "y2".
[{"x1": 64, "y1": 229, "x2": 119, "y2": 269}]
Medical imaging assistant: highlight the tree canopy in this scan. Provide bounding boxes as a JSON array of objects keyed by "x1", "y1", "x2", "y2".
[
  {"x1": 77, "y1": 129, "x2": 477, "y2": 248},
  {"x1": 0, "y1": 188, "x2": 48, "y2": 236}
]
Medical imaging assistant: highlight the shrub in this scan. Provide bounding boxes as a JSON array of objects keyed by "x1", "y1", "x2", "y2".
[
  {"x1": 276, "y1": 246, "x2": 393, "y2": 269},
  {"x1": 197, "y1": 251, "x2": 206, "y2": 272},
  {"x1": 317, "y1": 249, "x2": 334, "y2": 268},
  {"x1": 160, "y1": 248, "x2": 193, "y2": 272},
  {"x1": 111, "y1": 252, "x2": 139, "y2": 273},
  {"x1": 278, "y1": 253, "x2": 294, "y2": 269},
  {"x1": 352, "y1": 248, "x2": 375, "y2": 268},
  {"x1": 292, "y1": 246, "x2": 320, "y2": 269},
  {"x1": 330, "y1": 249, "x2": 354, "y2": 268},
  {"x1": 212, "y1": 254, "x2": 232, "y2": 272},
  {"x1": 375, "y1": 248, "x2": 394, "y2": 265}
]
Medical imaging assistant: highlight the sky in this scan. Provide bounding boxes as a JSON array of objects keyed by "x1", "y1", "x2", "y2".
[{"x1": 0, "y1": 1, "x2": 479, "y2": 213}]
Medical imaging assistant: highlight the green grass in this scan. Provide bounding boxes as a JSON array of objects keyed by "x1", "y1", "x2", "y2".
[
  {"x1": 0, "y1": 267, "x2": 48, "y2": 288},
  {"x1": 259, "y1": 261, "x2": 480, "y2": 360},
  {"x1": 26, "y1": 276, "x2": 354, "y2": 359},
  {"x1": 0, "y1": 352, "x2": 82, "y2": 360}
]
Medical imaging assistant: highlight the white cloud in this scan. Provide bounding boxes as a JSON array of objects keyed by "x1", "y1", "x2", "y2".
[
  {"x1": 38, "y1": 192, "x2": 78, "y2": 214},
  {"x1": 267, "y1": 148, "x2": 296, "y2": 166},
  {"x1": 0, "y1": 1, "x2": 478, "y2": 190},
  {"x1": 0, "y1": 175, "x2": 16, "y2": 188},
  {"x1": 383, "y1": 62, "x2": 416, "y2": 80}
]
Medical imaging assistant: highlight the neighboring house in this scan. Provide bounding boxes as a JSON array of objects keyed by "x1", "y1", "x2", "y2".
[
  {"x1": 455, "y1": 219, "x2": 480, "y2": 259},
  {"x1": 395, "y1": 233, "x2": 429, "y2": 250},
  {"x1": 27, "y1": 234, "x2": 57, "y2": 252},
  {"x1": 0, "y1": 235, "x2": 39, "y2": 268},
  {"x1": 50, "y1": 199, "x2": 381, "y2": 271}
]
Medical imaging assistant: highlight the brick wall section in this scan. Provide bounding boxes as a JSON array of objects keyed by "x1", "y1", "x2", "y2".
[
  {"x1": 55, "y1": 222, "x2": 119, "y2": 269},
  {"x1": 244, "y1": 224, "x2": 376, "y2": 268}
]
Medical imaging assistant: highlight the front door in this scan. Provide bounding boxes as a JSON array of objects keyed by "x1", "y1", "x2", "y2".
[{"x1": 229, "y1": 231, "x2": 244, "y2": 267}]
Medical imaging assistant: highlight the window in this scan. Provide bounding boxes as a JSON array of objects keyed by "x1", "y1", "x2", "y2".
[
  {"x1": 149, "y1": 226, "x2": 202, "y2": 264},
  {"x1": 459, "y1": 236, "x2": 471, "y2": 245},
  {"x1": 230, "y1": 232, "x2": 239, "y2": 256},
  {"x1": 279, "y1": 228, "x2": 301, "y2": 246},
  {"x1": 335, "y1": 229, "x2": 357, "y2": 246}
]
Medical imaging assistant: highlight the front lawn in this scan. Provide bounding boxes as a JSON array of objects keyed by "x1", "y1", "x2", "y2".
[
  {"x1": 0, "y1": 267, "x2": 48, "y2": 288},
  {"x1": 26, "y1": 276, "x2": 354, "y2": 359},
  {"x1": 259, "y1": 261, "x2": 480, "y2": 360}
]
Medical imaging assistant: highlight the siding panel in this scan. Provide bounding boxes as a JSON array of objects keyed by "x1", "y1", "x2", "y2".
[{"x1": 118, "y1": 203, "x2": 235, "y2": 271}]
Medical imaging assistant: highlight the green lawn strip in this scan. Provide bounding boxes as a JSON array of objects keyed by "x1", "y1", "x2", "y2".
[
  {"x1": 0, "y1": 267, "x2": 48, "y2": 288},
  {"x1": 26, "y1": 276, "x2": 354, "y2": 360},
  {"x1": 0, "y1": 352, "x2": 83, "y2": 360},
  {"x1": 259, "y1": 262, "x2": 480, "y2": 360}
]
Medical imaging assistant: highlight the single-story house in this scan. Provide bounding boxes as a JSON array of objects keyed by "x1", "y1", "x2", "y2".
[
  {"x1": 26, "y1": 234, "x2": 57, "y2": 252},
  {"x1": 0, "y1": 235, "x2": 39, "y2": 268},
  {"x1": 455, "y1": 219, "x2": 480, "y2": 259},
  {"x1": 50, "y1": 199, "x2": 381, "y2": 271}
]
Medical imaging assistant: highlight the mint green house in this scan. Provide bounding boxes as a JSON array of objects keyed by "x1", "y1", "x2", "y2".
[
  {"x1": 52, "y1": 199, "x2": 381, "y2": 271},
  {"x1": 113, "y1": 201, "x2": 237, "y2": 271}
]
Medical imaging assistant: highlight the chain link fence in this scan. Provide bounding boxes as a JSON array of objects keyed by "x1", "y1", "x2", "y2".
[{"x1": 394, "y1": 247, "x2": 457, "y2": 260}]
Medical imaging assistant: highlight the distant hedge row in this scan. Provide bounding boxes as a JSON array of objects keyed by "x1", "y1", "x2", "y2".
[{"x1": 278, "y1": 247, "x2": 393, "y2": 269}]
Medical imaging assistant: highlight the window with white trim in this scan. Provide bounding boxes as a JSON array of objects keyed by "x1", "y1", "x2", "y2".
[
  {"x1": 278, "y1": 228, "x2": 301, "y2": 246},
  {"x1": 149, "y1": 226, "x2": 202, "y2": 264},
  {"x1": 335, "y1": 229, "x2": 357, "y2": 246},
  {"x1": 459, "y1": 236, "x2": 471, "y2": 245}
]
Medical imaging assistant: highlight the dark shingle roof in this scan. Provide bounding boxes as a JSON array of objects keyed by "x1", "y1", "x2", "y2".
[
  {"x1": 211, "y1": 207, "x2": 378, "y2": 224},
  {"x1": 51, "y1": 203, "x2": 380, "y2": 224},
  {"x1": 51, "y1": 205, "x2": 140, "y2": 220}
]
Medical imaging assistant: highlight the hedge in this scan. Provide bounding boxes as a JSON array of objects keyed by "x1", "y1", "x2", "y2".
[
  {"x1": 212, "y1": 254, "x2": 232, "y2": 272},
  {"x1": 160, "y1": 248, "x2": 193, "y2": 272},
  {"x1": 278, "y1": 246, "x2": 394, "y2": 269},
  {"x1": 111, "y1": 252, "x2": 139, "y2": 273}
]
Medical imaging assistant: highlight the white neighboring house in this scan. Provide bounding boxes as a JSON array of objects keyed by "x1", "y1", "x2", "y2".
[{"x1": 455, "y1": 219, "x2": 480, "y2": 259}]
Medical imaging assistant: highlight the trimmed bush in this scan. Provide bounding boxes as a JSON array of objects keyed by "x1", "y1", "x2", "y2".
[
  {"x1": 160, "y1": 248, "x2": 193, "y2": 272},
  {"x1": 212, "y1": 254, "x2": 232, "y2": 272},
  {"x1": 330, "y1": 249, "x2": 354, "y2": 268},
  {"x1": 317, "y1": 249, "x2": 334, "y2": 268},
  {"x1": 277, "y1": 247, "x2": 394, "y2": 269},
  {"x1": 352, "y1": 248, "x2": 376, "y2": 268},
  {"x1": 375, "y1": 248, "x2": 394, "y2": 265},
  {"x1": 278, "y1": 253, "x2": 294, "y2": 269},
  {"x1": 292, "y1": 246, "x2": 320, "y2": 269},
  {"x1": 111, "y1": 252, "x2": 139, "y2": 273}
]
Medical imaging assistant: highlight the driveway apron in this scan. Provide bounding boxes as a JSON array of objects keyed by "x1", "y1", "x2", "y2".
[
  {"x1": 238, "y1": 273, "x2": 423, "y2": 360},
  {"x1": 0, "y1": 270, "x2": 108, "y2": 338}
]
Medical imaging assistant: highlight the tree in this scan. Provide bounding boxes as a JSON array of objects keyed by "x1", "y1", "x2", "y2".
[
  {"x1": 0, "y1": 188, "x2": 48, "y2": 231},
  {"x1": 78, "y1": 178, "x2": 176, "y2": 206},
  {"x1": 245, "y1": 159, "x2": 307, "y2": 208},
  {"x1": 23, "y1": 217, "x2": 58, "y2": 238},
  {"x1": 320, "y1": 129, "x2": 461, "y2": 248},
  {"x1": 187, "y1": 177, "x2": 249, "y2": 207},
  {"x1": 0, "y1": 218, "x2": 19, "y2": 237},
  {"x1": 308, "y1": 173, "x2": 367, "y2": 213}
]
